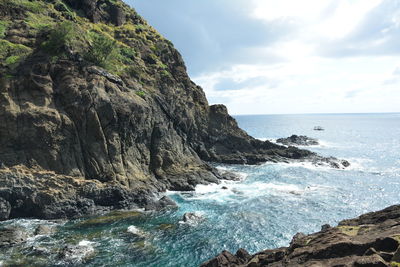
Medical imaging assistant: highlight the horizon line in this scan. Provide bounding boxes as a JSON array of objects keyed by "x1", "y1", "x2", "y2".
[{"x1": 231, "y1": 111, "x2": 400, "y2": 116}]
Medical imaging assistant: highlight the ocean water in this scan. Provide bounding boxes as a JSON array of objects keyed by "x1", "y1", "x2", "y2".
[{"x1": 1, "y1": 113, "x2": 400, "y2": 267}]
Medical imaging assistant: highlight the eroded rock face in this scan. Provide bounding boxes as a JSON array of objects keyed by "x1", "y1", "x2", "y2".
[
  {"x1": 0, "y1": 0, "x2": 350, "y2": 220},
  {"x1": 201, "y1": 205, "x2": 400, "y2": 267}
]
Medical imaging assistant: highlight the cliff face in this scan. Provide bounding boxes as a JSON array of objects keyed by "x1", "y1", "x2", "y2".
[{"x1": 0, "y1": 0, "x2": 348, "y2": 220}]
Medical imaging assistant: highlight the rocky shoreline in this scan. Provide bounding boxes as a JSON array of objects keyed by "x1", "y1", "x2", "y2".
[{"x1": 201, "y1": 205, "x2": 400, "y2": 267}]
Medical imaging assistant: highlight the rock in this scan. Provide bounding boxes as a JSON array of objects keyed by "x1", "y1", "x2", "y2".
[
  {"x1": 57, "y1": 241, "x2": 96, "y2": 265},
  {"x1": 0, "y1": 197, "x2": 11, "y2": 221},
  {"x1": 144, "y1": 196, "x2": 177, "y2": 211},
  {"x1": 201, "y1": 205, "x2": 400, "y2": 266},
  {"x1": 221, "y1": 186, "x2": 228, "y2": 190},
  {"x1": 276, "y1": 135, "x2": 319, "y2": 146},
  {"x1": 321, "y1": 224, "x2": 331, "y2": 231},
  {"x1": 127, "y1": 225, "x2": 145, "y2": 238},
  {"x1": 201, "y1": 250, "x2": 244, "y2": 267},
  {"x1": 34, "y1": 225, "x2": 55, "y2": 236},
  {"x1": 182, "y1": 212, "x2": 204, "y2": 224},
  {"x1": 0, "y1": 227, "x2": 28, "y2": 248},
  {"x1": 392, "y1": 246, "x2": 400, "y2": 262},
  {"x1": 77, "y1": 210, "x2": 142, "y2": 227},
  {"x1": 235, "y1": 248, "x2": 251, "y2": 261}
]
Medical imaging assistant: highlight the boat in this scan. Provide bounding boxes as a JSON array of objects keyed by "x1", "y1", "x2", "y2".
[{"x1": 313, "y1": 126, "x2": 324, "y2": 131}]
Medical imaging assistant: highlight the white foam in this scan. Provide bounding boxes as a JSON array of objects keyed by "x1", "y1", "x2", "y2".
[
  {"x1": 261, "y1": 161, "x2": 334, "y2": 171},
  {"x1": 127, "y1": 225, "x2": 146, "y2": 237},
  {"x1": 78, "y1": 240, "x2": 95, "y2": 247},
  {"x1": 185, "y1": 178, "x2": 334, "y2": 203}
]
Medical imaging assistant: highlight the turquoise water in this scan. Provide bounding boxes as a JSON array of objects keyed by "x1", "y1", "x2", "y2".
[{"x1": 1, "y1": 113, "x2": 400, "y2": 266}]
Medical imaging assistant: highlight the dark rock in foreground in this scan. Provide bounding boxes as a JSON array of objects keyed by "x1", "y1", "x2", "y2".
[
  {"x1": 201, "y1": 205, "x2": 400, "y2": 267},
  {"x1": 276, "y1": 135, "x2": 319, "y2": 146}
]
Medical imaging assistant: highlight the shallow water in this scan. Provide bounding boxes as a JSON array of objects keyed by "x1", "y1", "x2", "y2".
[{"x1": 1, "y1": 113, "x2": 400, "y2": 267}]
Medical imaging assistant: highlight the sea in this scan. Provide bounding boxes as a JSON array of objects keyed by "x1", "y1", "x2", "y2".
[{"x1": 1, "y1": 113, "x2": 400, "y2": 267}]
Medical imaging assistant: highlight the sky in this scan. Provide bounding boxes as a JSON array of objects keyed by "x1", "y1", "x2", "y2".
[{"x1": 130, "y1": 0, "x2": 400, "y2": 115}]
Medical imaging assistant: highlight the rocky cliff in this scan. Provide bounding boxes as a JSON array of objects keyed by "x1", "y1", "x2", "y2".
[
  {"x1": 0, "y1": 0, "x2": 349, "y2": 220},
  {"x1": 202, "y1": 205, "x2": 400, "y2": 267}
]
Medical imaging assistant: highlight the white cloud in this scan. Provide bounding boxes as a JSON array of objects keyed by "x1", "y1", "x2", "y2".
[{"x1": 134, "y1": 0, "x2": 400, "y2": 114}]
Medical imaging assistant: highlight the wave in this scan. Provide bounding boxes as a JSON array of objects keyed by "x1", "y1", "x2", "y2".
[{"x1": 179, "y1": 178, "x2": 335, "y2": 203}]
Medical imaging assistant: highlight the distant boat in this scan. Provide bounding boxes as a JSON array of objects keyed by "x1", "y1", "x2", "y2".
[{"x1": 313, "y1": 126, "x2": 324, "y2": 131}]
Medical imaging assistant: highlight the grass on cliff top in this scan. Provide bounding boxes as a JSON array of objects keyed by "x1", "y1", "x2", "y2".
[
  {"x1": 0, "y1": 0, "x2": 47, "y2": 13},
  {"x1": 2, "y1": 0, "x2": 172, "y2": 84}
]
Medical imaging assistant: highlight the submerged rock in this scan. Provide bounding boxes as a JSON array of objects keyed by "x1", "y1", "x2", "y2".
[
  {"x1": 77, "y1": 210, "x2": 142, "y2": 227},
  {"x1": 34, "y1": 225, "x2": 56, "y2": 236},
  {"x1": 127, "y1": 225, "x2": 146, "y2": 238},
  {"x1": 0, "y1": 227, "x2": 28, "y2": 248},
  {"x1": 276, "y1": 135, "x2": 319, "y2": 146},
  {"x1": 57, "y1": 240, "x2": 96, "y2": 265},
  {"x1": 182, "y1": 212, "x2": 205, "y2": 224},
  {"x1": 202, "y1": 205, "x2": 400, "y2": 266}
]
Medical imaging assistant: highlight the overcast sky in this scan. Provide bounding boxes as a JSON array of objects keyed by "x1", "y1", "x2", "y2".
[{"x1": 130, "y1": 0, "x2": 400, "y2": 115}]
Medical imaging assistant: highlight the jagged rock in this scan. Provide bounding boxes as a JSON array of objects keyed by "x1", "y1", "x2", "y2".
[
  {"x1": 276, "y1": 135, "x2": 319, "y2": 146},
  {"x1": 202, "y1": 205, "x2": 400, "y2": 266},
  {"x1": 0, "y1": 227, "x2": 28, "y2": 248}
]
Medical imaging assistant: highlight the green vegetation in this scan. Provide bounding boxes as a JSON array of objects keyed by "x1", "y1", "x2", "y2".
[
  {"x1": 85, "y1": 32, "x2": 117, "y2": 68},
  {"x1": 136, "y1": 91, "x2": 146, "y2": 98},
  {"x1": 0, "y1": 0, "x2": 46, "y2": 13},
  {"x1": 0, "y1": 40, "x2": 31, "y2": 67},
  {"x1": 42, "y1": 21, "x2": 76, "y2": 55},
  {"x1": 0, "y1": 21, "x2": 8, "y2": 38},
  {"x1": 26, "y1": 12, "x2": 55, "y2": 31}
]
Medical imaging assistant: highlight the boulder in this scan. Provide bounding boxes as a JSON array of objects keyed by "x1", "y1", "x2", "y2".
[{"x1": 0, "y1": 227, "x2": 28, "y2": 248}]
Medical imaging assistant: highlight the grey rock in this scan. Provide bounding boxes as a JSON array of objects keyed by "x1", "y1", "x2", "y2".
[
  {"x1": 0, "y1": 197, "x2": 11, "y2": 221},
  {"x1": 34, "y1": 225, "x2": 55, "y2": 236},
  {"x1": 0, "y1": 227, "x2": 28, "y2": 248},
  {"x1": 276, "y1": 135, "x2": 319, "y2": 146},
  {"x1": 182, "y1": 212, "x2": 204, "y2": 224}
]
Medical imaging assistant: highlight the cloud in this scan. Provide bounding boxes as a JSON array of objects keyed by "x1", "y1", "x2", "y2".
[
  {"x1": 131, "y1": 0, "x2": 400, "y2": 114},
  {"x1": 317, "y1": 0, "x2": 400, "y2": 58},
  {"x1": 130, "y1": 0, "x2": 295, "y2": 75}
]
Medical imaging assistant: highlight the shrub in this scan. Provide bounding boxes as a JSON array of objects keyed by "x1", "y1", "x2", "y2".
[
  {"x1": 136, "y1": 91, "x2": 146, "y2": 98},
  {"x1": 42, "y1": 21, "x2": 76, "y2": 55},
  {"x1": 84, "y1": 32, "x2": 117, "y2": 68}
]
